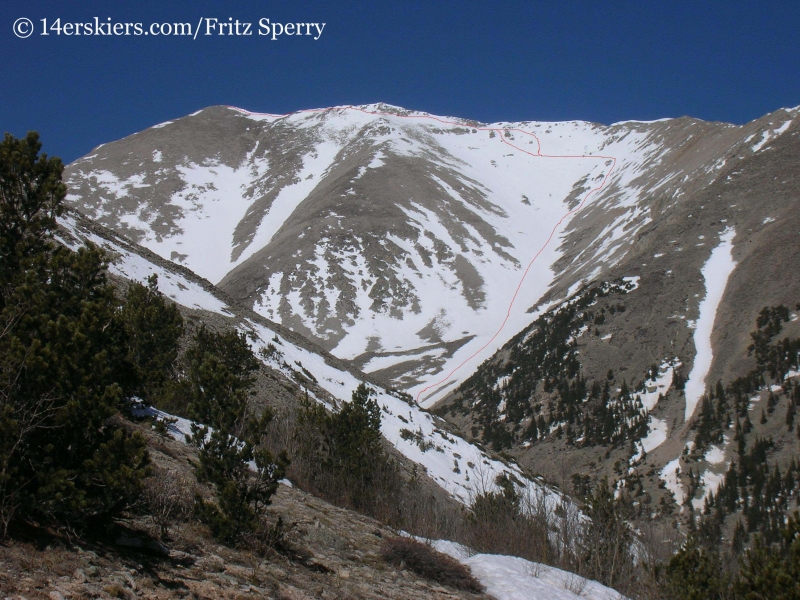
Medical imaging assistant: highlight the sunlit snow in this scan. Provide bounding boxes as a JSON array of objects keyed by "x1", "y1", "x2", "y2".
[{"x1": 683, "y1": 228, "x2": 736, "y2": 421}]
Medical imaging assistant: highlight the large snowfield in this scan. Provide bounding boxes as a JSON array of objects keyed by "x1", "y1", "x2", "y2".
[{"x1": 66, "y1": 103, "x2": 795, "y2": 408}]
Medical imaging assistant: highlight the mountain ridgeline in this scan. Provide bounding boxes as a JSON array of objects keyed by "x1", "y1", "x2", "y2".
[
  {"x1": 54, "y1": 102, "x2": 800, "y2": 597},
  {"x1": 64, "y1": 103, "x2": 800, "y2": 405}
]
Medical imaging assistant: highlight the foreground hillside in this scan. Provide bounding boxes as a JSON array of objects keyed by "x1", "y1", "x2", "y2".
[
  {"x1": 0, "y1": 418, "x2": 627, "y2": 600},
  {"x1": 0, "y1": 421, "x2": 487, "y2": 600}
]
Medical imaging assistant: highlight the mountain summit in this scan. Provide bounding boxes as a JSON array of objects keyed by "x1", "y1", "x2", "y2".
[{"x1": 64, "y1": 103, "x2": 799, "y2": 411}]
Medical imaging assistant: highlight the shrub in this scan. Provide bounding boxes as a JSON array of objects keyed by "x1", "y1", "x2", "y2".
[
  {"x1": 142, "y1": 467, "x2": 194, "y2": 539},
  {"x1": 466, "y1": 473, "x2": 552, "y2": 566},
  {"x1": 380, "y1": 536, "x2": 484, "y2": 593}
]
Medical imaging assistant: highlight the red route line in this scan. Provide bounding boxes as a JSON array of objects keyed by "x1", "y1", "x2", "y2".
[{"x1": 226, "y1": 104, "x2": 618, "y2": 404}]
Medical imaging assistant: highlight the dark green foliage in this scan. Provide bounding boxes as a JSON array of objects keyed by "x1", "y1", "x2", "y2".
[
  {"x1": 670, "y1": 514, "x2": 800, "y2": 599},
  {"x1": 738, "y1": 305, "x2": 800, "y2": 385},
  {"x1": 687, "y1": 306, "x2": 800, "y2": 556},
  {"x1": 693, "y1": 383, "x2": 727, "y2": 453},
  {"x1": 734, "y1": 513, "x2": 800, "y2": 599},
  {"x1": 449, "y1": 280, "x2": 648, "y2": 449},
  {"x1": 192, "y1": 423, "x2": 287, "y2": 546},
  {"x1": 672, "y1": 368, "x2": 686, "y2": 391},
  {"x1": 665, "y1": 536, "x2": 729, "y2": 600},
  {"x1": 330, "y1": 383, "x2": 383, "y2": 481},
  {"x1": 185, "y1": 325, "x2": 287, "y2": 546},
  {"x1": 186, "y1": 325, "x2": 259, "y2": 432},
  {"x1": 0, "y1": 132, "x2": 65, "y2": 279},
  {"x1": 0, "y1": 133, "x2": 149, "y2": 536},
  {"x1": 470, "y1": 473, "x2": 520, "y2": 526},
  {"x1": 699, "y1": 436, "x2": 800, "y2": 547},
  {"x1": 294, "y1": 383, "x2": 393, "y2": 512},
  {"x1": 118, "y1": 274, "x2": 184, "y2": 403}
]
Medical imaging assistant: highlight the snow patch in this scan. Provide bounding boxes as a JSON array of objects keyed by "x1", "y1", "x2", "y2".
[
  {"x1": 684, "y1": 228, "x2": 736, "y2": 421},
  {"x1": 692, "y1": 470, "x2": 726, "y2": 511},
  {"x1": 661, "y1": 458, "x2": 685, "y2": 507},
  {"x1": 705, "y1": 445, "x2": 725, "y2": 465},
  {"x1": 621, "y1": 275, "x2": 640, "y2": 290},
  {"x1": 431, "y1": 539, "x2": 625, "y2": 600},
  {"x1": 640, "y1": 418, "x2": 667, "y2": 456},
  {"x1": 752, "y1": 120, "x2": 792, "y2": 152}
]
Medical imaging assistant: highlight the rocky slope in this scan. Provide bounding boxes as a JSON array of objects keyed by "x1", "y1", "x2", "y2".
[
  {"x1": 64, "y1": 103, "x2": 799, "y2": 407},
  {"x1": 0, "y1": 417, "x2": 487, "y2": 600},
  {"x1": 61, "y1": 101, "x2": 800, "y2": 544},
  {"x1": 434, "y1": 117, "x2": 800, "y2": 524},
  {"x1": 1, "y1": 412, "x2": 627, "y2": 600}
]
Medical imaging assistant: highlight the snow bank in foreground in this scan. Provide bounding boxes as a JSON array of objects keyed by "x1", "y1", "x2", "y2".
[
  {"x1": 430, "y1": 539, "x2": 625, "y2": 600},
  {"x1": 684, "y1": 228, "x2": 736, "y2": 421}
]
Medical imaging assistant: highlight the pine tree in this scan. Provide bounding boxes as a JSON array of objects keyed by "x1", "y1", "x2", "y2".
[
  {"x1": 185, "y1": 325, "x2": 286, "y2": 546},
  {"x1": 734, "y1": 514, "x2": 800, "y2": 599},
  {"x1": 665, "y1": 535, "x2": 728, "y2": 599},
  {"x1": 118, "y1": 274, "x2": 184, "y2": 403},
  {"x1": 330, "y1": 383, "x2": 383, "y2": 486},
  {"x1": 0, "y1": 133, "x2": 149, "y2": 535}
]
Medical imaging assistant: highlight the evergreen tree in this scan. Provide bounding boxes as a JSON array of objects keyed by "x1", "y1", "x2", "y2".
[
  {"x1": 665, "y1": 535, "x2": 729, "y2": 600},
  {"x1": 294, "y1": 382, "x2": 390, "y2": 511},
  {"x1": 735, "y1": 514, "x2": 800, "y2": 599},
  {"x1": 118, "y1": 274, "x2": 184, "y2": 403},
  {"x1": 186, "y1": 325, "x2": 286, "y2": 546},
  {"x1": 330, "y1": 383, "x2": 383, "y2": 484},
  {"x1": 0, "y1": 132, "x2": 148, "y2": 535}
]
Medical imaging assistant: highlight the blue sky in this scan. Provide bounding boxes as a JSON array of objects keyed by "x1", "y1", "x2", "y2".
[{"x1": 1, "y1": 0, "x2": 798, "y2": 163}]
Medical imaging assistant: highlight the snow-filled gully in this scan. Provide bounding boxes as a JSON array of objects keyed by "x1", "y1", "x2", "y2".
[{"x1": 683, "y1": 227, "x2": 737, "y2": 421}]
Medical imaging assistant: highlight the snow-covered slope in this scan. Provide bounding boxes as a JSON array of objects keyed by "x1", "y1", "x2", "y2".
[
  {"x1": 434, "y1": 105, "x2": 800, "y2": 529},
  {"x1": 64, "y1": 103, "x2": 799, "y2": 407},
  {"x1": 429, "y1": 539, "x2": 624, "y2": 600},
  {"x1": 57, "y1": 210, "x2": 566, "y2": 511}
]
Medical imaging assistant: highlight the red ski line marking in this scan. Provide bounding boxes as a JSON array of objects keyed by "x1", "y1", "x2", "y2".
[{"x1": 226, "y1": 105, "x2": 618, "y2": 404}]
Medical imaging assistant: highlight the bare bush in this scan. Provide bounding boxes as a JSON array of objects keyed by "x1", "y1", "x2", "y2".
[
  {"x1": 526, "y1": 560, "x2": 551, "y2": 578},
  {"x1": 273, "y1": 398, "x2": 467, "y2": 542},
  {"x1": 243, "y1": 516, "x2": 292, "y2": 557},
  {"x1": 464, "y1": 473, "x2": 555, "y2": 566},
  {"x1": 560, "y1": 571, "x2": 589, "y2": 597},
  {"x1": 142, "y1": 467, "x2": 194, "y2": 539},
  {"x1": 380, "y1": 536, "x2": 484, "y2": 593}
]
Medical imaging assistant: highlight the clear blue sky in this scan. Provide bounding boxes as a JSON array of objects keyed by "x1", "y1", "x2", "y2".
[{"x1": 1, "y1": 0, "x2": 799, "y2": 163}]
